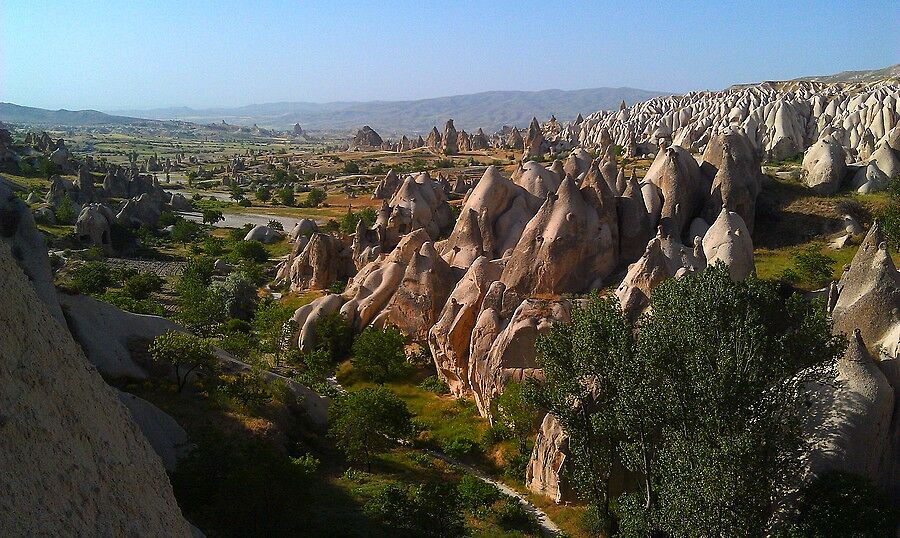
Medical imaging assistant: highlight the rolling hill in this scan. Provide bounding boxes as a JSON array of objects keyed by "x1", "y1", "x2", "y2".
[{"x1": 0, "y1": 103, "x2": 144, "y2": 126}]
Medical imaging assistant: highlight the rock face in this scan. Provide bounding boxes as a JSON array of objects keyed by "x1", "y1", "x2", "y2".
[
  {"x1": 373, "y1": 169, "x2": 402, "y2": 199},
  {"x1": 701, "y1": 209, "x2": 754, "y2": 281},
  {"x1": 442, "y1": 119, "x2": 459, "y2": 155},
  {"x1": 524, "y1": 117, "x2": 545, "y2": 159},
  {"x1": 806, "y1": 331, "x2": 895, "y2": 488},
  {"x1": 514, "y1": 161, "x2": 561, "y2": 200},
  {"x1": 700, "y1": 128, "x2": 763, "y2": 233},
  {"x1": 440, "y1": 166, "x2": 539, "y2": 269},
  {"x1": 500, "y1": 176, "x2": 617, "y2": 296},
  {"x1": 616, "y1": 230, "x2": 705, "y2": 320},
  {"x1": 0, "y1": 176, "x2": 64, "y2": 322},
  {"x1": 118, "y1": 391, "x2": 190, "y2": 473},
  {"x1": 617, "y1": 172, "x2": 653, "y2": 264},
  {"x1": 470, "y1": 298, "x2": 570, "y2": 416},
  {"x1": 802, "y1": 137, "x2": 848, "y2": 195},
  {"x1": 831, "y1": 222, "x2": 900, "y2": 355},
  {"x1": 526, "y1": 413, "x2": 576, "y2": 503},
  {"x1": 58, "y1": 292, "x2": 182, "y2": 379},
  {"x1": 0, "y1": 242, "x2": 193, "y2": 536},
  {"x1": 384, "y1": 172, "x2": 454, "y2": 244},
  {"x1": 429, "y1": 257, "x2": 504, "y2": 396},
  {"x1": 643, "y1": 144, "x2": 705, "y2": 239},
  {"x1": 244, "y1": 225, "x2": 284, "y2": 244},
  {"x1": 353, "y1": 125, "x2": 383, "y2": 148},
  {"x1": 75, "y1": 203, "x2": 114, "y2": 250},
  {"x1": 276, "y1": 232, "x2": 353, "y2": 292}
]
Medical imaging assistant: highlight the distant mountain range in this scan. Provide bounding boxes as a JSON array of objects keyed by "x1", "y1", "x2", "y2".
[
  {"x1": 0, "y1": 103, "x2": 143, "y2": 126},
  {"x1": 110, "y1": 87, "x2": 667, "y2": 135}
]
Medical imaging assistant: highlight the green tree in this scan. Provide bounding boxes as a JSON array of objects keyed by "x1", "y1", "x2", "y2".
[
  {"x1": 202, "y1": 208, "x2": 224, "y2": 225},
  {"x1": 229, "y1": 184, "x2": 245, "y2": 202},
  {"x1": 532, "y1": 265, "x2": 845, "y2": 535},
  {"x1": 229, "y1": 240, "x2": 269, "y2": 263},
  {"x1": 278, "y1": 187, "x2": 295, "y2": 206},
  {"x1": 314, "y1": 311, "x2": 352, "y2": 360},
  {"x1": 328, "y1": 386, "x2": 412, "y2": 471},
  {"x1": 780, "y1": 244, "x2": 835, "y2": 288},
  {"x1": 351, "y1": 326, "x2": 407, "y2": 384},
  {"x1": 342, "y1": 160, "x2": 360, "y2": 174},
  {"x1": 55, "y1": 194, "x2": 76, "y2": 225},
  {"x1": 69, "y1": 261, "x2": 114, "y2": 295},
  {"x1": 365, "y1": 482, "x2": 466, "y2": 538},
  {"x1": 339, "y1": 207, "x2": 377, "y2": 235},
  {"x1": 303, "y1": 188, "x2": 326, "y2": 208},
  {"x1": 148, "y1": 331, "x2": 218, "y2": 392},
  {"x1": 171, "y1": 218, "x2": 202, "y2": 244},
  {"x1": 123, "y1": 272, "x2": 164, "y2": 300},
  {"x1": 491, "y1": 381, "x2": 537, "y2": 454},
  {"x1": 175, "y1": 257, "x2": 227, "y2": 335},
  {"x1": 255, "y1": 186, "x2": 272, "y2": 202},
  {"x1": 213, "y1": 271, "x2": 259, "y2": 321}
]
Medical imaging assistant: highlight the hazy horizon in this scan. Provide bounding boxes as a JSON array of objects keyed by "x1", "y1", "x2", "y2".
[{"x1": 2, "y1": 0, "x2": 898, "y2": 111}]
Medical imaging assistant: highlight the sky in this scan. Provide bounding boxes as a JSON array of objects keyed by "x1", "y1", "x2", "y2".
[{"x1": 1, "y1": 0, "x2": 897, "y2": 111}]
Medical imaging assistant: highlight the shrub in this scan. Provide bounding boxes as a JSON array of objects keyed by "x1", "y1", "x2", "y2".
[
  {"x1": 158, "y1": 210, "x2": 178, "y2": 227},
  {"x1": 342, "y1": 161, "x2": 360, "y2": 174},
  {"x1": 457, "y1": 474, "x2": 501, "y2": 512},
  {"x1": 213, "y1": 272, "x2": 259, "y2": 321},
  {"x1": 216, "y1": 368, "x2": 274, "y2": 410},
  {"x1": 255, "y1": 186, "x2": 271, "y2": 202},
  {"x1": 229, "y1": 240, "x2": 269, "y2": 263},
  {"x1": 314, "y1": 311, "x2": 352, "y2": 360},
  {"x1": 328, "y1": 386, "x2": 413, "y2": 471},
  {"x1": 328, "y1": 279, "x2": 347, "y2": 294},
  {"x1": 338, "y1": 207, "x2": 376, "y2": 235},
  {"x1": 290, "y1": 454, "x2": 320, "y2": 476},
  {"x1": 364, "y1": 481, "x2": 465, "y2": 538},
  {"x1": 495, "y1": 496, "x2": 537, "y2": 531},
  {"x1": 55, "y1": 194, "x2": 76, "y2": 225},
  {"x1": 351, "y1": 326, "x2": 408, "y2": 384},
  {"x1": 418, "y1": 375, "x2": 449, "y2": 394},
  {"x1": 148, "y1": 331, "x2": 218, "y2": 392},
  {"x1": 278, "y1": 187, "x2": 295, "y2": 206},
  {"x1": 201, "y1": 208, "x2": 224, "y2": 225},
  {"x1": 787, "y1": 470, "x2": 898, "y2": 537},
  {"x1": 69, "y1": 261, "x2": 113, "y2": 295},
  {"x1": 441, "y1": 435, "x2": 480, "y2": 459},
  {"x1": 267, "y1": 219, "x2": 283, "y2": 231},
  {"x1": 123, "y1": 272, "x2": 164, "y2": 300},
  {"x1": 781, "y1": 244, "x2": 835, "y2": 288},
  {"x1": 98, "y1": 290, "x2": 165, "y2": 316},
  {"x1": 203, "y1": 236, "x2": 226, "y2": 256},
  {"x1": 171, "y1": 218, "x2": 203, "y2": 244},
  {"x1": 237, "y1": 198, "x2": 251, "y2": 207},
  {"x1": 301, "y1": 188, "x2": 326, "y2": 208}
]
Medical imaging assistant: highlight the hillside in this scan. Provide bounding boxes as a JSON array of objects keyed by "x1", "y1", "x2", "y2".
[
  {"x1": 797, "y1": 64, "x2": 900, "y2": 83},
  {"x1": 0, "y1": 102, "x2": 143, "y2": 126},
  {"x1": 113, "y1": 87, "x2": 666, "y2": 135}
]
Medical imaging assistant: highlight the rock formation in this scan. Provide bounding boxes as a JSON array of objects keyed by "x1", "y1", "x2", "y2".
[
  {"x1": 277, "y1": 232, "x2": 354, "y2": 292},
  {"x1": 353, "y1": 125, "x2": 383, "y2": 148},
  {"x1": 442, "y1": 119, "x2": 459, "y2": 155},
  {"x1": 802, "y1": 136, "x2": 848, "y2": 195},
  {"x1": 0, "y1": 242, "x2": 193, "y2": 536}
]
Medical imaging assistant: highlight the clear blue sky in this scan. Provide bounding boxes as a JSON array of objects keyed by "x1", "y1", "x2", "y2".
[{"x1": 1, "y1": 0, "x2": 897, "y2": 111}]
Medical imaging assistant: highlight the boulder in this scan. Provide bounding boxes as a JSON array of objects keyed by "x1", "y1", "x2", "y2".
[
  {"x1": 802, "y1": 137, "x2": 847, "y2": 195},
  {"x1": 643, "y1": 144, "x2": 705, "y2": 239},
  {"x1": 244, "y1": 225, "x2": 284, "y2": 244},
  {"x1": 75, "y1": 203, "x2": 115, "y2": 249},
  {"x1": 277, "y1": 232, "x2": 353, "y2": 291},
  {"x1": 872, "y1": 143, "x2": 900, "y2": 179},
  {"x1": 852, "y1": 161, "x2": 890, "y2": 193},
  {"x1": 288, "y1": 218, "x2": 318, "y2": 240}
]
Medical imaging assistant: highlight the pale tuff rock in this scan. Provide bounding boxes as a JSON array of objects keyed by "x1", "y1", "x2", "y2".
[
  {"x1": 830, "y1": 222, "x2": 900, "y2": 356},
  {"x1": 0, "y1": 176, "x2": 64, "y2": 322},
  {"x1": 872, "y1": 142, "x2": 900, "y2": 179},
  {"x1": 802, "y1": 137, "x2": 848, "y2": 195},
  {"x1": 426, "y1": 126, "x2": 442, "y2": 150},
  {"x1": 617, "y1": 172, "x2": 653, "y2": 265},
  {"x1": 515, "y1": 160, "x2": 561, "y2": 199},
  {"x1": 851, "y1": 161, "x2": 890, "y2": 193},
  {"x1": 372, "y1": 169, "x2": 402, "y2": 199},
  {"x1": 806, "y1": 331, "x2": 895, "y2": 490},
  {"x1": 276, "y1": 232, "x2": 354, "y2": 292},
  {"x1": 470, "y1": 298, "x2": 570, "y2": 416},
  {"x1": 118, "y1": 391, "x2": 190, "y2": 473},
  {"x1": 429, "y1": 257, "x2": 504, "y2": 396},
  {"x1": 353, "y1": 125, "x2": 383, "y2": 148},
  {"x1": 500, "y1": 175, "x2": 617, "y2": 296},
  {"x1": 58, "y1": 291, "x2": 182, "y2": 379},
  {"x1": 563, "y1": 148, "x2": 592, "y2": 179},
  {"x1": 244, "y1": 224, "x2": 284, "y2": 244},
  {"x1": 442, "y1": 119, "x2": 459, "y2": 155},
  {"x1": 0, "y1": 242, "x2": 193, "y2": 537},
  {"x1": 506, "y1": 127, "x2": 524, "y2": 150},
  {"x1": 524, "y1": 117, "x2": 545, "y2": 159},
  {"x1": 701, "y1": 209, "x2": 755, "y2": 281},
  {"x1": 383, "y1": 172, "x2": 454, "y2": 246},
  {"x1": 288, "y1": 218, "x2": 318, "y2": 240},
  {"x1": 574, "y1": 80, "x2": 900, "y2": 161},
  {"x1": 440, "y1": 166, "x2": 540, "y2": 269},
  {"x1": 700, "y1": 128, "x2": 763, "y2": 232},
  {"x1": 615, "y1": 230, "x2": 705, "y2": 320},
  {"x1": 642, "y1": 144, "x2": 706, "y2": 240},
  {"x1": 293, "y1": 293, "x2": 345, "y2": 353},
  {"x1": 526, "y1": 413, "x2": 577, "y2": 503}
]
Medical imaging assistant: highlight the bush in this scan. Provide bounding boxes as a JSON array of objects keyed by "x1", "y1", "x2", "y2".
[
  {"x1": 351, "y1": 326, "x2": 408, "y2": 384},
  {"x1": 203, "y1": 236, "x2": 226, "y2": 256},
  {"x1": 328, "y1": 386, "x2": 413, "y2": 471},
  {"x1": 339, "y1": 207, "x2": 377, "y2": 235},
  {"x1": 216, "y1": 368, "x2": 274, "y2": 410},
  {"x1": 418, "y1": 375, "x2": 449, "y2": 394},
  {"x1": 328, "y1": 280, "x2": 347, "y2": 294},
  {"x1": 123, "y1": 272, "x2": 164, "y2": 300},
  {"x1": 441, "y1": 435, "x2": 480, "y2": 459},
  {"x1": 237, "y1": 198, "x2": 251, "y2": 207},
  {"x1": 171, "y1": 218, "x2": 203, "y2": 244},
  {"x1": 98, "y1": 290, "x2": 165, "y2": 316},
  {"x1": 217, "y1": 330, "x2": 256, "y2": 360},
  {"x1": 495, "y1": 495, "x2": 537, "y2": 531},
  {"x1": 781, "y1": 244, "x2": 835, "y2": 288},
  {"x1": 290, "y1": 454, "x2": 320, "y2": 476},
  {"x1": 278, "y1": 187, "x2": 295, "y2": 206},
  {"x1": 202, "y1": 209, "x2": 224, "y2": 225},
  {"x1": 364, "y1": 481, "x2": 465, "y2": 538},
  {"x1": 149, "y1": 331, "x2": 218, "y2": 392},
  {"x1": 301, "y1": 188, "x2": 326, "y2": 208},
  {"x1": 158, "y1": 210, "x2": 178, "y2": 228},
  {"x1": 457, "y1": 474, "x2": 501, "y2": 512},
  {"x1": 213, "y1": 272, "x2": 259, "y2": 321},
  {"x1": 314, "y1": 311, "x2": 352, "y2": 360},
  {"x1": 342, "y1": 161, "x2": 360, "y2": 174},
  {"x1": 55, "y1": 194, "x2": 76, "y2": 225},
  {"x1": 267, "y1": 219, "x2": 283, "y2": 231},
  {"x1": 69, "y1": 261, "x2": 113, "y2": 295},
  {"x1": 256, "y1": 186, "x2": 272, "y2": 202},
  {"x1": 229, "y1": 240, "x2": 269, "y2": 263}
]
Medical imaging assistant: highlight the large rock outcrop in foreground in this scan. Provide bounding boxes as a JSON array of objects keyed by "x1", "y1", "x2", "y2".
[{"x1": 0, "y1": 242, "x2": 193, "y2": 536}]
